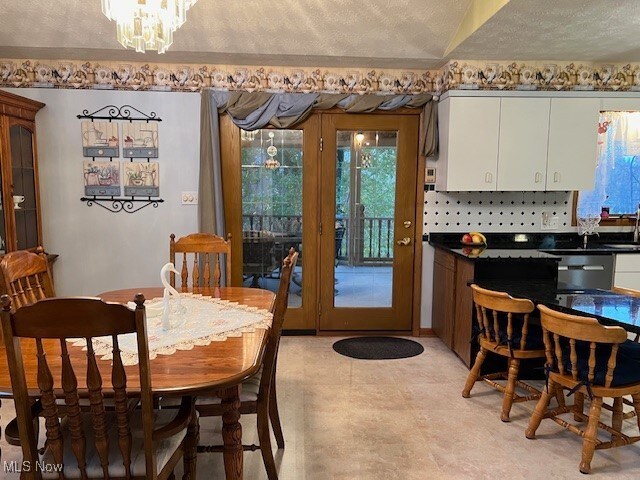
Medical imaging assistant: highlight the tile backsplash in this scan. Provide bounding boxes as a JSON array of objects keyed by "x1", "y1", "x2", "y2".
[{"x1": 423, "y1": 190, "x2": 575, "y2": 234}]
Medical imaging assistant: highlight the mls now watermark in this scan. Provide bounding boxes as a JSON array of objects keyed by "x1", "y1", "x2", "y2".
[{"x1": 3, "y1": 461, "x2": 63, "y2": 474}]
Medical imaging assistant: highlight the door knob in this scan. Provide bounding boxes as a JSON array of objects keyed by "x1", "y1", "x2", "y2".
[
  {"x1": 403, "y1": 221, "x2": 412, "y2": 228},
  {"x1": 396, "y1": 237, "x2": 411, "y2": 246}
]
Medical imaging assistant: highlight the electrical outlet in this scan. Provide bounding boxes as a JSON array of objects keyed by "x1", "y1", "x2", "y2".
[
  {"x1": 181, "y1": 191, "x2": 198, "y2": 205},
  {"x1": 541, "y1": 211, "x2": 559, "y2": 230}
]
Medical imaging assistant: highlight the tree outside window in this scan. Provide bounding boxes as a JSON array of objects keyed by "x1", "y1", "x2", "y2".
[{"x1": 577, "y1": 112, "x2": 640, "y2": 219}]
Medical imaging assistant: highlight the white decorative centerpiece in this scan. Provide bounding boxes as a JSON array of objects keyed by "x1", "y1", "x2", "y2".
[
  {"x1": 160, "y1": 262, "x2": 185, "y2": 330},
  {"x1": 129, "y1": 262, "x2": 185, "y2": 330}
]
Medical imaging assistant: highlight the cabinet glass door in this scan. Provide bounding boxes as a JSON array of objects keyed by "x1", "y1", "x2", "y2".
[{"x1": 10, "y1": 124, "x2": 39, "y2": 249}]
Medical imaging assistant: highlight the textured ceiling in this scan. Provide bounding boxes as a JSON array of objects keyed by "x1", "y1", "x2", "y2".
[
  {"x1": 450, "y1": 0, "x2": 640, "y2": 62},
  {"x1": 1, "y1": 0, "x2": 640, "y2": 68},
  {"x1": 0, "y1": 0, "x2": 472, "y2": 68}
]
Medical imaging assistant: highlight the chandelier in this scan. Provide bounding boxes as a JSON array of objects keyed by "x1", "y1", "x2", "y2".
[
  {"x1": 264, "y1": 132, "x2": 281, "y2": 170},
  {"x1": 101, "y1": 0, "x2": 198, "y2": 54}
]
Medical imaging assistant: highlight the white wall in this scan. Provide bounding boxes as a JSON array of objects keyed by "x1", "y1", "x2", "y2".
[{"x1": 9, "y1": 88, "x2": 201, "y2": 296}]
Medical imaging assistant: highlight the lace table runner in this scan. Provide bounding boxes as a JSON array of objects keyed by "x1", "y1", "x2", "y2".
[{"x1": 70, "y1": 293, "x2": 272, "y2": 365}]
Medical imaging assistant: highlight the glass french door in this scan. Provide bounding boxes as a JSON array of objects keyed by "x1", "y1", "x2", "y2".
[
  {"x1": 225, "y1": 115, "x2": 320, "y2": 330},
  {"x1": 225, "y1": 113, "x2": 419, "y2": 331},
  {"x1": 319, "y1": 114, "x2": 419, "y2": 331}
]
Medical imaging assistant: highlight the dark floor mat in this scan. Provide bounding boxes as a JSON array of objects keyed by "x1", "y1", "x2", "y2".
[{"x1": 332, "y1": 336, "x2": 424, "y2": 360}]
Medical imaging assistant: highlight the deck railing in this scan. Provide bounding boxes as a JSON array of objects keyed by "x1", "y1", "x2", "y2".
[
  {"x1": 362, "y1": 217, "x2": 394, "y2": 261},
  {"x1": 243, "y1": 214, "x2": 393, "y2": 264},
  {"x1": 243, "y1": 214, "x2": 302, "y2": 235}
]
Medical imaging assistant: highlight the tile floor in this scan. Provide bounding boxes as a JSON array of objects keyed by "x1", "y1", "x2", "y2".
[{"x1": 2, "y1": 336, "x2": 640, "y2": 479}]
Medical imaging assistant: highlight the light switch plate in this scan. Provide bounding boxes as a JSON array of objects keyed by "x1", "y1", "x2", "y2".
[
  {"x1": 425, "y1": 167, "x2": 436, "y2": 183},
  {"x1": 181, "y1": 191, "x2": 198, "y2": 205}
]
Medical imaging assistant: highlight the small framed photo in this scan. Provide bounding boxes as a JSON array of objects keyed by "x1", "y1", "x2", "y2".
[
  {"x1": 123, "y1": 122, "x2": 159, "y2": 158},
  {"x1": 124, "y1": 162, "x2": 159, "y2": 197},
  {"x1": 83, "y1": 161, "x2": 121, "y2": 196},
  {"x1": 81, "y1": 121, "x2": 119, "y2": 157}
]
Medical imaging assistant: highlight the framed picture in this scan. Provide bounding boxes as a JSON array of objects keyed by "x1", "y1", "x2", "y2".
[
  {"x1": 83, "y1": 161, "x2": 121, "y2": 196},
  {"x1": 124, "y1": 162, "x2": 159, "y2": 196},
  {"x1": 123, "y1": 122, "x2": 159, "y2": 158},
  {"x1": 81, "y1": 121, "x2": 119, "y2": 157}
]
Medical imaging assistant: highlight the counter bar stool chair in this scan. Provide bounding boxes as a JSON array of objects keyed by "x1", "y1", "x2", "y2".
[
  {"x1": 526, "y1": 305, "x2": 640, "y2": 474},
  {"x1": 197, "y1": 248, "x2": 298, "y2": 480},
  {"x1": 170, "y1": 233, "x2": 232, "y2": 291},
  {"x1": 462, "y1": 285, "x2": 547, "y2": 422}
]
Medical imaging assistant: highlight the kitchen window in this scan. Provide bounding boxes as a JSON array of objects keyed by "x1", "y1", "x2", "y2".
[{"x1": 576, "y1": 111, "x2": 640, "y2": 224}]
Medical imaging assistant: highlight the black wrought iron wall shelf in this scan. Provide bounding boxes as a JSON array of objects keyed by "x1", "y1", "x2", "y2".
[
  {"x1": 77, "y1": 104, "x2": 162, "y2": 123},
  {"x1": 80, "y1": 196, "x2": 164, "y2": 213},
  {"x1": 79, "y1": 104, "x2": 163, "y2": 214}
]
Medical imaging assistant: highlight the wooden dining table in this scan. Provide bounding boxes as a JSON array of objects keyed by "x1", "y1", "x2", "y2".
[{"x1": 0, "y1": 286, "x2": 275, "y2": 480}]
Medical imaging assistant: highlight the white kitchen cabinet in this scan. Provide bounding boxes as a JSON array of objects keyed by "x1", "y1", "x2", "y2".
[
  {"x1": 497, "y1": 98, "x2": 551, "y2": 191},
  {"x1": 546, "y1": 98, "x2": 600, "y2": 191},
  {"x1": 614, "y1": 254, "x2": 640, "y2": 290},
  {"x1": 436, "y1": 97, "x2": 501, "y2": 191},
  {"x1": 437, "y1": 94, "x2": 600, "y2": 192}
]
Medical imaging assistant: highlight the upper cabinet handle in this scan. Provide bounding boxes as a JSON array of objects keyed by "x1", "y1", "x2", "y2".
[
  {"x1": 485, "y1": 172, "x2": 493, "y2": 183},
  {"x1": 535, "y1": 172, "x2": 541, "y2": 183}
]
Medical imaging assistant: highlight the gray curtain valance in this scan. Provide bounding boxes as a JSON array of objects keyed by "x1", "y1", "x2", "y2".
[
  {"x1": 198, "y1": 90, "x2": 438, "y2": 237},
  {"x1": 210, "y1": 90, "x2": 437, "y2": 157}
]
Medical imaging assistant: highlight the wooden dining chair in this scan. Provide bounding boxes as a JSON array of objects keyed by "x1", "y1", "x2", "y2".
[
  {"x1": 0, "y1": 293, "x2": 198, "y2": 480},
  {"x1": 0, "y1": 246, "x2": 55, "y2": 447},
  {"x1": 0, "y1": 246, "x2": 54, "y2": 311},
  {"x1": 526, "y1": 305, "x2": 640, "y2": 474},
  {"x1": 197, "y1": 248, "x2": 299, "y2": 480},
  {"x1": 462, "y1": 285, "x2": 546, "y2": 422},
  {"x1": 170, "y1": 232, "x2": 232, "y2": 291}
]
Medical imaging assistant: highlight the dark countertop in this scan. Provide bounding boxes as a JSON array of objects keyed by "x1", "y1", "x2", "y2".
[
  {"x1": 446, "y1": 248, "x2": 561, "y2": 261},
  {"x1": 473, "y1": 280, "x2": 640, "y2": 334},
  {"x1": 428, "y1": 232, "x2": 640, "y2": 255}
]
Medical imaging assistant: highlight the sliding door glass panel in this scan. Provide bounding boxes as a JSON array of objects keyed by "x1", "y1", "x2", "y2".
[
  {"x1": 334, "y1": 130, "x2": 396, "y2": 308},
  {"x1": 241, "y1": 129, "x2": 303, "y2": 307}
]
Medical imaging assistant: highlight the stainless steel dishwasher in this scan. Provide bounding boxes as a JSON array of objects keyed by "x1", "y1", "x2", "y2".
[{"x1": 557, "y1": 254, "x2": 614, "y2": 290}]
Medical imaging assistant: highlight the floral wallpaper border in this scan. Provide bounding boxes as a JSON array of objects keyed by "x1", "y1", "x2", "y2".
[
  {"x1": 0, "y1": 60, "x2": 437, "y2": 94},
  {"x1": 2, "y1": 58, "x2": 640, "y2": 94},
  {"x1": 441, "y1": 60, "x2": 640, "y2": 93}
]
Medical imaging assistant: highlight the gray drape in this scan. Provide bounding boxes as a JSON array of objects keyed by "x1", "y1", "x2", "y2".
[{"x1": 198, "y1": 90, "x2": 438, "y2": 235}]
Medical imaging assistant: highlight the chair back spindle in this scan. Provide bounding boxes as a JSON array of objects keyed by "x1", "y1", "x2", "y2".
[
  {"x1": 471, "y1": 285, "x2": 535, "y2": 352},
  {"x1": 170, "y1": 233, "x2": 232, "y2": 291}
]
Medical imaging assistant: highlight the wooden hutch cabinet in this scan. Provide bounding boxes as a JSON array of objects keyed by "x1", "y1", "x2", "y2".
[{"x1": 0, "y1": 90, "x2": 45, "y2": 253}]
